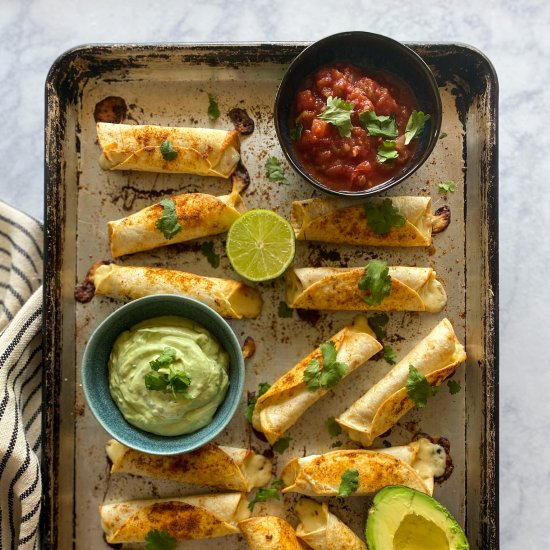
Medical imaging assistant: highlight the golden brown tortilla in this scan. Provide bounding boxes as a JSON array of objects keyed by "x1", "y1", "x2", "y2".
[
  {"x1": 281, "y1": 439, "x2": 446, "y2": 498},
  {"x1": 252, "y1": 316, "x2": 381, "y2": 445},
  {"x1": 108, "y1": 190, "x2": 245, "y2": 257},
  {"x1": 106, "y1": 440, "x2": 272, "y2": 492},
  {"x1": 295, "y1": 498, "x2": 366, "y2": 550},
  {"x1": 100, "y1": 493, "x2": 249, "y2": 543},
  {"x1": 238, "y1": 516, "x2": 303, "y2": 549},
  {"x1": 291, "y1": 196, "x2": 432, "y2": 246},
  {"x1": 337, "y1": 318, "x2": 466, "y2": 446},
  {"x1": 285, "y1": 266, "x2": 447, "y2": 312},
  {"x1": 91, "y1": 263, "x2": 262, "y2": 319},
  {"x1": 97, "y1": 122, "x2": 240, "y2": 177}
]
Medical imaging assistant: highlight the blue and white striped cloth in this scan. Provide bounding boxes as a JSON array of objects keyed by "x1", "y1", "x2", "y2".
[{"x1": 0, "y1": 201, "x2": 43, "y2": 549}]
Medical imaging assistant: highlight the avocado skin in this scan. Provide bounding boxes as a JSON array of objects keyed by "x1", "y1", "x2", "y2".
[{"x1": 365, "y1": 485, "x2": 469, "y2": 550}]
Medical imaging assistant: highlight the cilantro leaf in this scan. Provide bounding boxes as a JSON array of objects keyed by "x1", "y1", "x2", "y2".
[
  {"x1": 439, "y1": 132, "x2": 448, "y2": 139},
  {"x1": 169, "y1": 369, "x2": 191, "y2": 394},
  {"x1": 245, "y1": 382, "x2": 271, "y2": 422},
  {"x1": 149, "y1": 347, "x2": 177, "y2": 370},
  {"x1": 265, "y1": 156, "x2": 288, "y2": 184},
  {"x1": 207, "y1": 93, "x2": 220, "y2": 121},
  {"x1": 156, "y1": 198, "x2": 182, "y2": 240},
  {"x1": 304, "y1": 359, "x2": 322, "y2": 392},
  {"x1": 447, "y1": 379, "x2": 461, "y2": 395},
  {"x1": 160, "y1": 140, "x2": 178, "y2": 161},
  {"x1": 247, "y1": 479, "x2": 284, "y2": 511},
  {"x1": 145, "y1": 529, "x2": 177, "y2": 550},
  {"x1": 406, "y1": 365, "x2": 438, "y2": 408},
  {"x1": 358, "y1": 260, "x2": 392, "y2": 306},
  {"x1": 359, "y1": 110, "x2": 398, "y2": 138},
  {"x1": 383, "y1": 345, "x2": 397, "y2": 365},
  {"x1": 278, "y1": 301, "x2": 294, "y2": 318},
  {"x1": 377, "y1": 140, "x2": 399, "y2": 164},
  {"x1": 326, "y1": 416, "x2": 342, "y2": 437},
  {"x1": 405, "y1": 111, "x2": 431, "y2": 145},
  {"x1": 438, "y1": 180, "x2": 456, "y2": 194},
  {"x1": 331, "y1": 440, "x2": 343, "y2": 448},
  {"x1": 200, "y1": 240, "x2": 220, "y2": 268},
  {"x1": 144, "y1": 372, "x2": 169, "y2": 391},
  {"x1": 318, "y1": 96, "x2": 354, "y2": 137},
  {"x1": 338, "y1": 468, "x2": 359, "y2": 497},
  {"x1": 364, "y1": 198, "x2": 406, "y2": 235},
  {"x1": 304, "y1": 341, "x2": 348, "y2": 392},
  {"x1": 290, "y1": 122, "x2": 303, "y2": 140},
  {"x1": 272, "y1": 437, "x2": 291, "y2": 454},
  {"x1": 367, "y1": 313, "x2": 390, "y2": 340}
]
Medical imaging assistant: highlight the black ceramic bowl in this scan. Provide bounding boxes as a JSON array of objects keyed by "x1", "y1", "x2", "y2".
[{"x1": 274, "y1": 31, "x2": 442, "y2": 197}]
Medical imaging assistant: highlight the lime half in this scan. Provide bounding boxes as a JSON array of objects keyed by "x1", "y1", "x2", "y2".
[{"x1": 226, "y1": 209, "x2": 295, "y2": 282}]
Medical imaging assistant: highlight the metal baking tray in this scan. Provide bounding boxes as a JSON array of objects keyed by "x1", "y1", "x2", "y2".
[{"x1": 44, "y1": 43, "x2": 498, "y2": 549}]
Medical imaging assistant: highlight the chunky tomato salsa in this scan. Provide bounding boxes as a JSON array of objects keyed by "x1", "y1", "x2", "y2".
[{"x1": 291, "y1": 64, "x2": 428, "y2": 192}]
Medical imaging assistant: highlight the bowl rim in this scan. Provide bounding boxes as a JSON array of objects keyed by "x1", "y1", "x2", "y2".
[
  {"x1": 80, "y1": 294, "x2": 245, "y2": 455},
  {"x1": 274, "y1": 30, "x2": 442, "y2": 197}
]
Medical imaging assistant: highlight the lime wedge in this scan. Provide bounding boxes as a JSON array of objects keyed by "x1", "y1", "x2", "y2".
[{"x1": 226, "y1": 209, "x2": 295, "y2": 282}]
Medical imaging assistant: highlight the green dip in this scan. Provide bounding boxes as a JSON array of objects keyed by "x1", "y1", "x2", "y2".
[{"x1": 108, "y1": 315, "x2": 229, "y2": 436}]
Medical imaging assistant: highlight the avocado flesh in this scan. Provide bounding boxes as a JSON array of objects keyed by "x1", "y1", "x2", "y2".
[{"x1": 366, "y1": 486, "x2": 469, "y2": 550}]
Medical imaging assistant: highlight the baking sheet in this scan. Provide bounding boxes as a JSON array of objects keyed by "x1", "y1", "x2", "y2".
[{"x1": 44, "y1": 43, "x2": 498, "y2": 549}]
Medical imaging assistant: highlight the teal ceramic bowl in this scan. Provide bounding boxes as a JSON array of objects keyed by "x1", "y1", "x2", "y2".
[{"x1": 81, "y1": 294, "x2": 245, "y2": 455}]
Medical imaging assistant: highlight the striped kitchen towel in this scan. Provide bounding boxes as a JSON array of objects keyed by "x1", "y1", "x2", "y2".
[{"x1": 0, "y1": 200, "x2": 43, "y2": 550}]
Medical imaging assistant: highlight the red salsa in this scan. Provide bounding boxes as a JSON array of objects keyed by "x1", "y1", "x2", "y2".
[{"x1": 292, "y1": 64, "x2": 422, "y2": 192}]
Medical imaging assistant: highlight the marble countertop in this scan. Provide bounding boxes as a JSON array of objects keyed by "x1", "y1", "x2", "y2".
[{"x1": 1, "y1": 0, "x2": 548, "y2": 547}]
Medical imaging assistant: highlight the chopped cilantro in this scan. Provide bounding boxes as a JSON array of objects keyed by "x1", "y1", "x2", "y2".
[
  {"x1": 338, "y1": 468, "x2": 360, "y2": 497},
  {"x1": 290, "y1": 122, "x2": 303, "y2": 140},
  {"x1": 149, "y1": 347, "x2": 176, "y2": 370},
  {"x1": 359, "y1": 110, "x2": 398, "y2": 139},
  {"x1": 358, "y1": 260, "x2": 392, "y2": 306},
  {"x1": 447, "y1": 379, "x2": 461, "y2": 395},
  {"x1": 406, "y1": 365, "x2": 438, "y2": 408},
  {"x1": 247, "y1": 479, "x2": 284, "y2": 511},
  {"x1": 160, "y1": 140, "x2": 178, "y2": 161},
  {"x1": 438, "y1": 180, "x2": 456, "y2": 194},
  {"x1": 278, "y1": 301, "x2": 294, "y2": 318},
  {"x1": 439, "y1": 132, "x2": 448, "y2": 139},
  {"x1": 156, "y1": 198, "x2": 182, "y2": 240},
  {"x1": 364, "y1": 198, "x2": 406, "y2": 235},
  {"x1": 200, "y1": 240, "x2": 220, "y2": 268},
  {"x1": 367, "y1": 313, "x2": 390, "y2": 340},
  {"x1": 145, "y1": 529, "x2": 177, "y2": 550},
  {"x1": 265, "y1": 156, "x2": 288, "y2": 184},
  {"x1": 245, "y1": 382, "x2": 270, "y2": 422},
  {"x1": 326, "y1": 416, "x2": 342, "y2": 437},
  {"x1": 377, "y1": 140, "x2": 399, "y2": 164},
  {"x1": 383, "y1": 345, "x2": 397, "y2": 365},
  {"x1": 207, "y1": 93, "x2": 220, "y2": 121},
  {"x1": 331, "y1": 440, "x2": 343, "y2": 448},
  {"x1": 272, "y1": 437, "x2": 291, "y2": 454},
  {"x1": 404, "y1": 111, "x2": 431, "y2": 145},
  {"x1": 318, "y1": 96, "x2": 354, "y2": 137},
  {"x1": 304, "y1": 341, "x2": 348, "y2": 392}
]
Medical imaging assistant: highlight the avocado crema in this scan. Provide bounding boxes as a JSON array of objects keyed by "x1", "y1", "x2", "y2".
[{"x1": 108, "y1": 316, "x2": 229, "y2": 436}]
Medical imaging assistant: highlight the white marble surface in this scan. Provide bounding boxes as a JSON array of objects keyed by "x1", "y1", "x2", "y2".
[{"x1": 0, "y1": 0, "x2": 548, "y2": 547}]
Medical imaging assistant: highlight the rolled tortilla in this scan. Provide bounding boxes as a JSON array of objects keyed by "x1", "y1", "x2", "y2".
[
  {"x1": 100, "y1": 492, "x2": 249, "y2": 543},
  {"x1": 291, "y1": 196, "x2": 432, "y2": 246},
  {"x1": 238, "y1": 516, "x2": 303, "y2": 549},
  {"x1": 97, "y1": 122, "x2": 240, "y2": 177},
  {"x1": 106, "y1": 440, "x2": 272, "y2": 492},
  {"x1": 285, "y1": 266, "x2": 447, "y2": 313},
  {"x1": 108, "y1": 190, "x2": 245, "y2": 257},
  {"x1": 91, "y1": 263, "x2": 262, "y2": 319},
  {"x1": 281, "y1": 438, "x2": 446, "y2": 497},
  {"x1": 252, "y1": 316, "x2": 382, "y2": 445},
  {"x1": 337, "y1": 318, "x2": 466, "y2": 446},
  {"x1": 295, "y1": 498, "x2": 366, "y2": 550}
]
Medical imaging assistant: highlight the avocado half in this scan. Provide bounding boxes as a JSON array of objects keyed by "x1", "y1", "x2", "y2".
[{"x1": 365, "y1": 486, "x2": 469, "y2": 550}]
